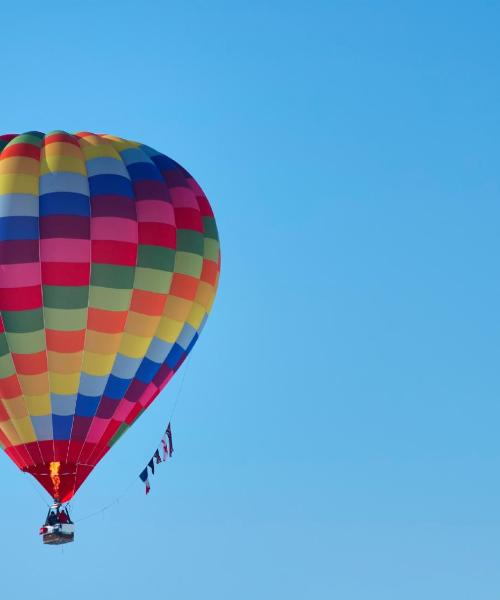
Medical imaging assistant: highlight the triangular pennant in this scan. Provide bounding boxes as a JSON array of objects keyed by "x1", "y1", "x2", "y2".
[
  {"x1": 166, "y1": 422, "x2": 174, "y2": 457},
  {"x1": 139, "y1": 468, "x2": 151, "y2": 495}
]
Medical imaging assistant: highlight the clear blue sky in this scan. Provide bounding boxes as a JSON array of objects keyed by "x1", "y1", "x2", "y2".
[{"x1": 1, "y1": 1, "x2": 500, "y2": 598}]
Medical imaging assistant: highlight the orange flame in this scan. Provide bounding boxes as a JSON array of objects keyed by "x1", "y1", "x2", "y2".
[{"x1": 49, "y1": 461, "x2": 61, "y2": 499}]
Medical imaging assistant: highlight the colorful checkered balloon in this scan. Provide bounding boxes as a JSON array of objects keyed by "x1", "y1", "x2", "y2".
[{"x1": 0, "y1": 131, "x2": 220, "y2": 501}]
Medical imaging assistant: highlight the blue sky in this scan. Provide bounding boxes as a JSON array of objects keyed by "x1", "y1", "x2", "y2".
[{"x1": 1, "y1": 1, "x2": 500, "y2": 598}]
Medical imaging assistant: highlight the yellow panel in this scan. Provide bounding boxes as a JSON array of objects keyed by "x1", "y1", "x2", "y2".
[
  {"x1": 82, "y1": 352, "x2": 115, "y2": 376},
  {"x1": 26, "y1": 394, "x2": 52, "y2": 416},
  {"x1": 104, "y1": 136, "x2": 141, "y2": 149},
  {"x1": 40, "y1": 155, "x2": 86, "y2": 175},
  {"x1": 195, "y1": 281, "x2": 215, "y2": 310},
  {"x1": 206, "y1": 291, "x2": 217, "y2": 313},
  {"x1": 49, "y1": 372, "x2": 80, "y2": 395},
  {"x1": 156, "y1": 317, "x2": 184, "y2": 343},
  {"x1": 85, "y1": 331, "x2": 122, "y2": 354},
  {"x1": 18, "y1": 373, "x2": 49, "y2": 395},
  {"x1": 43, "y1": 142, "x2": 82, "y2": 159},
  {"x1": 0, "y1": 419, "x2": 21, "y2": 445},
  {"x1": 186, "y1": 302, "x2": 207, "y2": 330},
  {"x1": 125, "y1": 312, "x2": 160, "y2": 337},
  {"x1": 78, "y1": 137, "x2": 121, "y2": 160},
  {"x1": 11, "y1": 416, "x2": 36, "y2": 443},
  {"x1": 47, "y1": 351, "x2": 83, "y2": 374},
  {"x1": 3, "y1": 396, "x2": 28, "y2": 419},
  {"x1": 0, "y1": 156, "x2": 39, "y2": 176},
  {"x1": 118, "y1": 333, "x2": 150, "y2": 358},
  {"x1": 163, "y1": 295, "x2": 192, "y2": 321},
  {"x1": 0, "y1": 174, "x2": 38, "y2": 195}
]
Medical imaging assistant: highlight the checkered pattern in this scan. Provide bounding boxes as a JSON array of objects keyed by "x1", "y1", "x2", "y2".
[{"x1": 0, "y1": 131, "x2": 220, "y2": 500}]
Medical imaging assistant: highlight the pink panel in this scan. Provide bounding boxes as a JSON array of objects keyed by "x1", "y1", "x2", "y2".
[
  {"x1": 0, "y1": 262, "x2": 40, "y2": 287},
  {"x1": 86, "y1": 417, "x2": 109, "y2": 443},
  {"x1": 169, "y1": 187, "x2": 199, "y2": 209},
  {"x1": 135, "y1": 200, "x2": 175, "y2": 224},
  {"x1": 91, "y1": 217, "x2": 138, "y2": 242},
  {"x1": 40, "y1": 238, "x2": 90, "y2": 262}
]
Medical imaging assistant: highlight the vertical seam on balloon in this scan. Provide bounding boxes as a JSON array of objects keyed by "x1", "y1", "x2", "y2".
[
  {"x1": 64, "y1": 132, "x2": 92, "y2": 474},
  {"x1": 73, "y1": 133, "x2": 140, "y2": 471},
  {"x1": 37, "y1": 132, "x2": 56, "y2": 465}
]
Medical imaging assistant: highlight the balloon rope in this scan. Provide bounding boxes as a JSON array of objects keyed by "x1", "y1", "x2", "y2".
[
  {"x1": 24, "y1": 472, "x2": 51, "y2": 508},
  {"x1": 74, "y1": 358, "x2": 191, "y2": 524},
  {"x1": 74, "y1": 479, "x2": 136, "y2": 523}
]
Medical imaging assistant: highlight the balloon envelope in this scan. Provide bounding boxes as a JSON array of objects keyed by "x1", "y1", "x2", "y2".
[{"x1": 0, "y1": 131, "x2": 220, "y2": 501}]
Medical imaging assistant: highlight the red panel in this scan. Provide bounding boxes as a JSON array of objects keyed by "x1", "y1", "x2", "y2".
[
  {"x1": 54, "y1": 440, "x2": 69, "y2": 462},
  {"x1": 0, "y1": 375, "x2": 22, "y2": 399},
  {"x1": 0, "y1": 285, "x2": 42, "y2": 310},
  {"x1": 138, "y1": 222, "x2": 176, "y2": 247},
  {"x1": 87, "y1": 308, "x2": 128, "y2": 333},
  {"x1": 66, "y1": 439, "x2": 84, "y2": 464},
  {"x1": 77, "y1": 441, "x2": 97, "y2": 465},
  {"x1": 46, "y1": 329, "x2": 86, "y2": 352},
  {"x1": 170, "y1": 273, "x2": 199, "y2": 300},
  {"x1": 12, "y1": 351, "x2": 47, "y2": 375},
  {"x1": 41, "y1": 262, "x2": 90, "y2": 286},
  {"x1": 44, "y1": 133, "x2": 80, "y2": 147},
  {"x1": 38, "y1": 440, "x2": 55, "y2": 464},
  {"x1": 1, "y1": 143, "x2": 40, "y2": 160},
  {"x1": 201, "y1": 259, "x2": 219, "y2": 286},
  {"x1": 130, "y1": 289, "x2": 166, "y2": 316},
  {"x1": 23, "y1": 441, "x2": 44, "y2": 465},
  {"x1": 92, "y1": 240, "x2": 137, "y2": 266},
  {"x1": 125, "y1": 403, "x2": 142, "y2": 425},
  {"x1": 174, "y1": 208, "x2": 203, "y2": 232},
  {"x1": 196, "y1": 193, "x2": 214, "y2": 217}
]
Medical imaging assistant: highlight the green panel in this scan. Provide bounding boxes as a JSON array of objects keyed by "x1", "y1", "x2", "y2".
[
  {"x1": 44, "y1": 308, "x2": 87, "y2": 330},
  {"x1": 42, "y1": 285, "x2": 89, "y2": 309},
  {"x1": 134, "y1": 267, "x2": 172, "y2": 293},
  {"x1": 89, "y1": 286, "x2": 133, "y2": 311},
  {"x1": 0, "y1": 354, "x2": 15, "y2": 378},
  {"x1": 2, "y1": 309, "x2": 44, "y2": 333},
  {"x1": 202, "y1": 217, "x2": 219, "y2": 241},
  {"x1": 204, "y1": 238, "x2": 220, "y2": 262},
  {"x1": 10, "y1": 133, "x2": 43, "y2": 146},
  {"x1": 6, "y1": 330, "x2": 45, "y2": 353},
  {"x1": 174, "y1": 252, "x2": 203, "y2": 277},
  {"x1": 0, "y1": 335, "x2": 9, "y2": 357},
  {"x1": 109, "y1": 422, "x2": 129, "y2": 447},
  {"x1": 176, "y1": 230, "x2": 204, "y2": 255},
  {"x1": 91, "y1": 264, "x2": 135, "y2": 289},
  {"x1": 138, "y1": 245, "x2": 175, "y2": 271}
]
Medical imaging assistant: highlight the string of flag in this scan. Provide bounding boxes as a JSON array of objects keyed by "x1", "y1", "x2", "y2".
[{"x1": 139, "y1": 423, "x2": 174, "y2": 494}]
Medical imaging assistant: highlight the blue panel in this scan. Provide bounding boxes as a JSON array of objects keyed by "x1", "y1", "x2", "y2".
[
  {"x1": 104, "y1": 374, "x2": 131, "y2": 400},
  {"x1": 166, "y1": 343, "x2": 185, "y2": 369},
  {"x1": 186, "y1": 332, "x2": 199, "y2": 354},
  {"x1": 0, "y1": 216, "x2": 38, "y2": 240},
  {"x1": 126, "y1": 162, "x2": 163, "y2": 181},
  {"x1": 136, "y1": 357, "x2": 160, "y2": 383},
  {"x1": 39, "y1": 192, "x2": 90, "y2": 216},
  {"x1": 75, "y1": 394, "x2": 101, "y2": 417},
  {"x1": 32, "y1": 415, "x2": 53, "y2": 441},
  {"x1": 52, "y1": 415, "x2": 73, "y2": 440},
  {"x1": 150, "y1": 153, "x2": 179, "y2": 172},
  {"x1": 88, "y1": 174, "x2": 133, "y2": 198}
]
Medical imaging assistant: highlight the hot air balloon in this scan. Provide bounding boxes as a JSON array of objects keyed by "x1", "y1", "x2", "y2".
[{"x1": 0, "y1": 131, "x2": 220, "y2": 540}]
